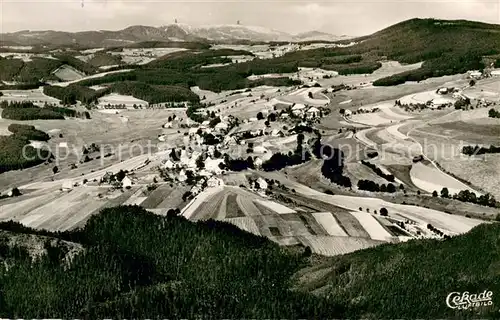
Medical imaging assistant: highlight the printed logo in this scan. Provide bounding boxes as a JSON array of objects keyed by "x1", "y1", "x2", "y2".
[{"x1": 446, "y1": 290, "x2": 493, "y2": 310}]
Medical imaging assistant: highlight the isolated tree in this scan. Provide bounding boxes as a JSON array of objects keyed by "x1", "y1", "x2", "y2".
[
  {"x1": 52, "y1": 166, "x2": 59, "y2": 175},
  {"x1": 433, "y1": 190, "x2": 438, "y2": 197},
  {"x1": 308, "y1": 92, "x2": 313, "y2": 99},
  {"x1": 440, "y1": 187, "x2": 450, "y2": 198},
  {"x1": 182, "y1": 191, "x2": 192, "y2": 202},
  {"x1": 116, "y1": 170, "x2": 126, "y2": 182},
  {"x1": 196, "y1": 155, "x2": 205, "y2": 169},
  {"x1": 387, "y1": 183, "x2": 396, "y2": 193},
  {"x1": 246, "y1": 156, "x2": 254, "y2": 169},
  {"x1": 302, "y1": 246, "x2": 312, "y2": 257},
  {"x1": 380, "y1": 207, "x2": 388, "y2": 216},
  {"x1": 339, "y1": 108, "x2": 345, "y2": 115},
  {"x1": 469, "y1": 79, "x2": 476, "y2": 87},
  {"x1": 166, "y1": 208, "x2": 179, "y2": 218},
  {"x1": 256, "y1": 112, "x2": 264, "y2": 120},
  {"x1": 10, "y1": 187, "x2": 21, "y2": 197}
]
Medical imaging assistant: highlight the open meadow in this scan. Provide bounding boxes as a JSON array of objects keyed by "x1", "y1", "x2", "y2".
[{"x1": 0, "y1": 108, "x2": 186, "y2": 190}]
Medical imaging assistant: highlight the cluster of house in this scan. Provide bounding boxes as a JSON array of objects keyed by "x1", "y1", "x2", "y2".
[
  {"x1": 290, "y1": 104, "x2": 321, "y2": 119},
  {"x1": 160, "y1": 148, "x2": 226, "y2": 198},
  {"x1": 161, "y1": 148, "x2": 225, "y2": 181},
  {"x1": 467, "y1": 69, "x2": 500, "y2": 80}
]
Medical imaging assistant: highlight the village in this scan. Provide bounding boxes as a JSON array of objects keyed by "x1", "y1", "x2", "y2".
[{"x1": 70, "y1": 84, "x2": 330, "y2": 209}]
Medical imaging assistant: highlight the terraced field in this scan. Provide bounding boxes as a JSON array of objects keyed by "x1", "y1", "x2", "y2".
[
  {"x1": 0, "y1": 180, "x2": 196, "y2": 231},
  {"x1": 178, "y1": 184, "x2": 409, "y2": 256}
]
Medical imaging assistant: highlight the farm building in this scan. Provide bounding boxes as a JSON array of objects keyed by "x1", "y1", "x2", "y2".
[
  {"x1": 215, "y1": 122, "x2": 229, "y2": 131},
  {"x1": 178, "y1": 170, "x2": 187, "y2": 182},
  {"x1": 468, "y1": 70, "x2": 482, "y2": 79},
  {"x1": 122, "y1": 177, "x2": 133, "y2": 188},
  {"x1": 223, "y1": 136, "x2": 238, "y2": 146},
  {"x1": 271, "y1": 129, "x2": 285, "y2": 137},
  {"x1": 61, "y1": 180, "x2": 73, "y2": 191},
  {"x1": 207, "y1": 177, "x2": 223, "y2": 187},
  {"x1": 292, "y1": 104, "x2": 306, "y2": 116},
  {"x1": 254, "y1": 157, "x2": 263, "y2": 168},
  {"x1": 255, "y1": 177, "x2": 268, "y2": 190},
  {"x1": 189, "y1": 128, "x2": 198, "y2": 136},
  {"x1": 204, "y1": 157, "x2": 224, "y2": 174},
  {"x1": 437, "y1": 88, "x2": 448, "y2": 94},
  {"x1": 253, "y1": 145, "x2": 268, "y2": 154},
  {"x1": 431, "y1": 97, "x2": 453, "y2": 108},
  {"x1": 163, "y1": 159, "x2": 174, "y2": 169},
  {"x1": 306, "y1": 107, "x2": 320, "y2": 119}
]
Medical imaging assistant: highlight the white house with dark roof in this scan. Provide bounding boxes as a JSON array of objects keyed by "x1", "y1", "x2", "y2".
[
  {"x1": 291, "y1": 103, "x2": 306, "y2": 116},
  {"x1": 306, "y1": 107, "x2": 320, "y2": 119}
]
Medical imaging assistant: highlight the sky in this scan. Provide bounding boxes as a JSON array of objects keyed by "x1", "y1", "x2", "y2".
[{"x1": 0, "y1": 0, "x2": 499, "y2": 36}]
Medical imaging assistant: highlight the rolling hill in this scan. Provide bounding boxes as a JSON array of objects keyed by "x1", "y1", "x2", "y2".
[{"x1": 0, "y1": 24, "x2": 345, "y2": 48}]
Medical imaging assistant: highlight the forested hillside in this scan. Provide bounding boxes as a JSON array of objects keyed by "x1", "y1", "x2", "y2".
[
  {"x1": 295, "y1": 222, "x2": 500, "y2": 318},
  {"x1": 0, "y1": 124, "x2": 52, "y2": 173},
  {"x1": 0, "y1": 205, "x2": 498, "y2": 318},
  {"x1": 364, "y1": 19, "x2": 500, "y2": 85},
  {"x1": 0, "y1": 206, "x2": 340, "y2": 319}
]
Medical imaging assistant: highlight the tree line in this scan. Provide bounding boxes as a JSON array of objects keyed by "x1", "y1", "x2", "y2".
[
  {"x1": 357, "y1": 180, "x2": 397, "y2": 193},
  {"x1": 0, "y1": 101, "x2": 89, "y2": 120},
  {"x1": 462, "y1": 145, "x2": 500, "y2": 156},
  {"x1": 488, "y1": 108, "x2": 500, "y2": 118},
  {"x1": 437, "y1": 187, "x2": 498, "y2": 208},
  {"x1": 361, "y1": 160, "x2": 395, "y2": 182}
]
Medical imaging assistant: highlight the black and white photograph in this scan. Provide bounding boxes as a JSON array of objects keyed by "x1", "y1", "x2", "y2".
[{"x1": 0, "y1": 0, "x2": 499, "y2": 318}]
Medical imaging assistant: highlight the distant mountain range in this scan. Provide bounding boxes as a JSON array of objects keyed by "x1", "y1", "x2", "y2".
[{"x1": 0, "y1": 24, "x2": 351, "y2": 48}]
